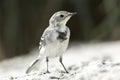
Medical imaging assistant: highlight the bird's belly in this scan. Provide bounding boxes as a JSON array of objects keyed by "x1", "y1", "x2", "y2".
[{"x1": 45, "y1": 40, "x2": 68, "y2": 58}]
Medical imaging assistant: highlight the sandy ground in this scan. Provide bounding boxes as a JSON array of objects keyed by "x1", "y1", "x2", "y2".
[{"x1": 1, "y1": 41, "x2": 120, "y2": 80}]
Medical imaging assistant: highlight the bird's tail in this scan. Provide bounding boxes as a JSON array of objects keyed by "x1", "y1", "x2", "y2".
[
  {"x1": 26, "y1": 46, "x2": 45, "y2": 74},
  {"x1": 26, "y1": 57, "x2": 42, "y2": 74}
]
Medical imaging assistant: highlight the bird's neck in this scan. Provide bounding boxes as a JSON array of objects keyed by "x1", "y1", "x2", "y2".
[
  {"x1": 49, "y1": 22, "x2": 66, "y2": 27},
  {"x1": 49, "y1": 23, "x2": 67, "y2": 32}
]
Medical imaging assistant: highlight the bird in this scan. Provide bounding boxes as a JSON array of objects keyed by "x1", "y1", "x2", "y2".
[{"x1": 26, "y1": 11, "x2": 76, "y2": 74}]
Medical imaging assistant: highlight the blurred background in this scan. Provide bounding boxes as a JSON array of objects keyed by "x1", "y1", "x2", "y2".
[{"x1": 0, "y1": 0, "x2": 120, "y2": 60}]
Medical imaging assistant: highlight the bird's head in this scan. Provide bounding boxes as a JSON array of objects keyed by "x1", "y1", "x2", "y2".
[{"x1": 49, "y1": 11, "x2": 76, "y2": 26}]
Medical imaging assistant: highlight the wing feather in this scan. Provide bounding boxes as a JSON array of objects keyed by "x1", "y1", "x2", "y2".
[{"x1": 39, "y1": 27, "x2": 51, "y2": 50}]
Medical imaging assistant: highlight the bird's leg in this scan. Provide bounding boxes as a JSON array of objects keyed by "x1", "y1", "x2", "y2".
[
  {"x1": 46, "y1": 57, "x2": 50, "y2": 73},
  {"x1": 59, "y1": 56, "x2": 68, "y2": 73}
]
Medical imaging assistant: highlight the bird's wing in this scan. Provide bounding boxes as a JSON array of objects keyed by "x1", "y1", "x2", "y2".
[
  {"x1": 26, "y1": 28, "x2": 52, "y2": 74},
  {"x1": 39, "y1": 27, "x2": 51, "y2": 50}
]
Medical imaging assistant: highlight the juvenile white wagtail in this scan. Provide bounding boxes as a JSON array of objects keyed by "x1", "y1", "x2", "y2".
[{"x1": 26, "y1": 11, "x2": 76, "y2": 73}]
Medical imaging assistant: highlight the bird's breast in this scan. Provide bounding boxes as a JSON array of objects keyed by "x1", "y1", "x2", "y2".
[
  {"x1": 57, "y1": 31, "x2": 67, "y2": 41},
  {"x1": 56, "y1": 27, "x2": 69, "y2": 42}
]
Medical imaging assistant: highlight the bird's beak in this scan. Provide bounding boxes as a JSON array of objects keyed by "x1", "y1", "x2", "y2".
[
  {"x1": 60, "y1": 12, "x2": 77, "y2": 25},
  {"x1": 68, "y1": 12, "x2": 77, "y2": 16}
]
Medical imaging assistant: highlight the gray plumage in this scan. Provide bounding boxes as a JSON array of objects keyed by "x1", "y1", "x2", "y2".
[{"x1": 26, "y1": 11, "x2": 76, "y2": 74}]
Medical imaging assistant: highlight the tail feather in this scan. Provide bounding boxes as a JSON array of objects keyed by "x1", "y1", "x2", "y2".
[
  {"x1": 26, "y1": 47, "x2": 45, "y2": 74},
  {"x1": 26, "y1": 58, "x2": 40, "y2": 74}
]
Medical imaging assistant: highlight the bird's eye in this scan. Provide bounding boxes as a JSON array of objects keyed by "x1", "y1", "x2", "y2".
[{"x1": 60, "y1": 14, "x2": 64, "y2": 18}]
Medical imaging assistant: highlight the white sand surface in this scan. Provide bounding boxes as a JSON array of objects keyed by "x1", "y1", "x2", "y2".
[{"x1": 1, "y1": 41, "x2": 120, "y2": 80}]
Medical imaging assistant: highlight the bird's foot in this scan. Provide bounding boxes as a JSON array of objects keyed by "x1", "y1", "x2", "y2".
[
  {"x1": 47, "y1": 70, "x2": 50, "y2": 73},
  {"x1": 65, "y1": 71, "x2": 69, "y2": 73},
  {"x1": 60, "y1": 70, "x2": 69, "y2": 74},
  {"x1": 43, "y1": 70, "x2": 50, "y2": 74}
]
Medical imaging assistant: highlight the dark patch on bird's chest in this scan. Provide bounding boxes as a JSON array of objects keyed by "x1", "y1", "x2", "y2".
[{"x1": 57, "y1": 30, "x2": 67, "y2": 42}]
